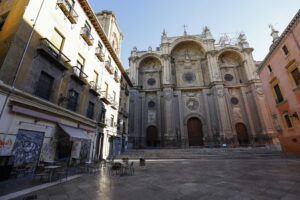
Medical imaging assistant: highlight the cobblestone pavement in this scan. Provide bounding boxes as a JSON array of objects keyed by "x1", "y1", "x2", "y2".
[{"x1": 13, "y1": 158, "x2": 300, "y2": 200}]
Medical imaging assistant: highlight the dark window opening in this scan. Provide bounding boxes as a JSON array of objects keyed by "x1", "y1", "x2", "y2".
[
  {"x1": 110, "y1": 115, "x2": 114, "y2": 127},
  {"x1": 291, "y1": 68, "x2": 300, "y2": 86},
  {"x1": 117, "y1": 119, "x2": 121, "y2": 130},
  {"x1": 292, "y1": 138, "x2": 298, "y2": 143},
  {"x1": 282, "y1": 45, "x2": 289, "y2": 56},
  {"x1": 86, "y1": 101, "x2": 94, "y2": 119},
  {"x1": 67, "y1": 89, "x2": 79, "y2": 111},
  {"x1": 98, "y1": 108, "x2": 106, "y2": 123},
  {"x1": 284, "y1": 114, "x2": 293, "y2": 128},
  {"x1": 0, "y1": 12, "x2": 9, "y2": 31},
  {"x1": 35, "y1": 71, "x2": 54, "y2": 100},
  {"x1": 98, "y1": 41, "x2": 103, "y2": 50},
  {"x1": 267, "y1": 65, "x2": 272, "y2": 73},
  {"x1": 274, "y1": 84, "x2": 284, "y2": 103},
  {"x1": 123, "y1": 122, "x2": 126, "y2": 133}
]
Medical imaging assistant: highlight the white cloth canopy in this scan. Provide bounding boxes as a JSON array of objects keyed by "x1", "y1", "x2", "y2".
[{"x1": 58, "y1": 124, "x2": 90, "y2": 141}]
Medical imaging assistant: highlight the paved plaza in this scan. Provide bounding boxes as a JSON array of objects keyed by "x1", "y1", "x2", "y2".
[{"x1": 10, "y1": 157, "x2": 300, "y2": 200}]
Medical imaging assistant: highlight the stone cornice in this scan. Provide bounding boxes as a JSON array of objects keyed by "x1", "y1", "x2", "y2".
[
  {"x1": 0, "y1": 82, "x2": 97, "y2": 128},
  {"x1": 258, "y1": 9, "x2": 300, "y2": 73}
]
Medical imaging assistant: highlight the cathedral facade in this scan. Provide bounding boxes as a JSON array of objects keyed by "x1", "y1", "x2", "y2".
[{"x1": 128, "y1": 27, "x2": 276, "y2": 148}]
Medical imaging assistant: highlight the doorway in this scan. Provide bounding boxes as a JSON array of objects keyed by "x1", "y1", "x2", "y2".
[
  {"x1": 146, "y1": 126, "x2": 158, "y2": 147},
  {"x1": 187, "y1": 117, "x2": 203, "y2": 146},
  {"x1": 235, "y1": 123, "x2": 250, "y2": 145}
]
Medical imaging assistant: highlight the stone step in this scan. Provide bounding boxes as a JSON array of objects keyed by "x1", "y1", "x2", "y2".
[{"x1": 116, "y1": 146, "x2": 284, "y2": 160}]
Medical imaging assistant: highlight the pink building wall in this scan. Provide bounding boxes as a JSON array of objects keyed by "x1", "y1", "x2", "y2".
[{"x1": 259, "y1": 14, "x2": 300, "y2": 156}]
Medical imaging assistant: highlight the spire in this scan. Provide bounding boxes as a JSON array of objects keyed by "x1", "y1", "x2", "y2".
[
  {"x1": 162, "y1": 29, "x2": 167, "y2": 37},
  {"x1": 269, "y1": 24, "x2": 279, "y2": 42},
  {"x1": 238, "y1": 32, "x2": 249, "y2": 48},
  {"x1": 161, "y1": 29, "x2": 168, "y2": 43},
  {"x1": 202, "y1": 26, "x2": 213, "y2": 39},
  {"x1": 131, "y1": 46, "x2": 137, "y2": 56}
]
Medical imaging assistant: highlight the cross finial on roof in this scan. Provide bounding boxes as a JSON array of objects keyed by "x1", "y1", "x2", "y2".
[{"x1": 183, "y1": 24, "x2": 188, "y2": 35}]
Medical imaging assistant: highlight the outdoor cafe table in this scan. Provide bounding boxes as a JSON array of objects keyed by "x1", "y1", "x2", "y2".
[{"x1": 44, "y1": 165, "x2": 61, "y2": 182}]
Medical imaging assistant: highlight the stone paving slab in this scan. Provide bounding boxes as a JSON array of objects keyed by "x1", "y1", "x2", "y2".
[{"x1": 10, "y1": 158, "x2": 300, "y2": 200}]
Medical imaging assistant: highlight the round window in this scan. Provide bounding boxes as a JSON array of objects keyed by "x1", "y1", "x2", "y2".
[
  {"x1": 231, "y1": 97, "x2": 239, "y2": 105},
  {"x1": 147, "y1": 78, "x2": 156, "y2": 86},
  {"x1": 224, "y1": 74, "x2": 234, "y2": 82},
  {"x1": 183, "y1": 72, "x2": 195, "y2": 83},
  {"x1": 148, "y1": 101, "x2": 155, "y2": 108}
]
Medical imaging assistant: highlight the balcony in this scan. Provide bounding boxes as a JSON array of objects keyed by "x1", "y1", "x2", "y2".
[
  {"x1": 97, "y1": 120, "x2": 106, "y2": 128},
  {"x1": 57, "y1": 0, "x2": 78, "y2": 24},
  {"x1": 125, "y1": 88, "x2": 129, "y2": 96},
  {"x1": 71, "y1": 66, "x2": 88, "y2": 85},
  {"x1": 120, "y1": 82, "x2": 125, "y2": 90},
  {"x1": 111, "y1": 101, "x2": 118, "y2": 110},
  {"x1": 122, "y1": 108, "x2": 128, "y2": 118},
  {"x1": 105, "y1": 61, "x2": 114, "y2": 74},
  {"x1": 37, "y1": 38, "x2": 70, "y2": 71},
  {"x1": 95, "y1": 47, "x2": 105, "y2": 62},
  {"x1": 114, "y1": 74, "x2": 120, "y2": 83},
  {"x1": 89, "y1": 81, "x2": 100, "y2": 96},
  {"x1": 100, "y1": 91, "x2": 112, "y2": 105},
  {"x1": 80, "y1": 27, "x2": 94, "y2": 46}
]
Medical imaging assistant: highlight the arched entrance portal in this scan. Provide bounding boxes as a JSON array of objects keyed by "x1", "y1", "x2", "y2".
[
  {"x1": 235, "y1": 123, "x2": 250, "y2": 145},
  {"x1": 187, "y1": 117, "x2": 203, "y2": 146},
  {"x1": 146, "y1": 126, "x2": 158, "y2": 147}
]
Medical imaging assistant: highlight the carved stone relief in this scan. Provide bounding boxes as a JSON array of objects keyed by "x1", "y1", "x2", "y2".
[
  {"x1": 255, "y1": 85, "x2": 264, "y2": 96},
  {"x1": 148, "y1": 110, "x2": 156, "y2": 124},
  {"x1": 164, "y1": 89, "x2": 173, "y2": 101},
  {"x1": 216, "y1": 88, "x2": 225, "y2": 97},
  {"x1": 186, "y1": 98, "x2": 199, "y2": 111},
  {"x1": 232, "y1": 107, "x2": 243, "y2": 122}
]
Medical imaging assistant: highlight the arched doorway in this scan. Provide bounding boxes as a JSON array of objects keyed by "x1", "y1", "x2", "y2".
[
  {"x1": 187, "y1": 117, "x2": 203, "y2": 146},
  {"x1": 146, "y1": 126, "x2": 158, "y2": 147},
  {"x1": 235, "y1": 123, "x2": 250, "y2": 145}
]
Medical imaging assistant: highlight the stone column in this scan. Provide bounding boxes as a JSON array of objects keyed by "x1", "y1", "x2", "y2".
[
  {"x1": 207, "y1": 51, "x2": 222, "y2": 82},
  {"x1": 156, "y1": 91, "x2": 162, "y2": 147},
  {"x1": 162, "y1": 87, "x2": 174, "y2": 146},
  {"x1": 202, "y1": 89, "x2": 213, "y2": 141},
  {"x1": 240, "y1": 87, "x2": 257, "y2": 137},
  {"x1": 161, "y1": 54, "x2": 172, "y2": 85},
  {"x1": 252, "y1": 84, "x2": 276, "y2": 135},
  {"x1": 176, "y1": 90, "x2": 186, "y2": 148},
  {"x1": 242, "y1": 48, "x2": 259, "y2": 81},
  {"x1": 128, "y1": 89, "x2": 140, "y2": 148},
  {"x1": 214, "y1": 85, "x2": 233, "y2": 140},
  {"x1": 140, "y1": 92, "x2": 146, "y2": 148}
]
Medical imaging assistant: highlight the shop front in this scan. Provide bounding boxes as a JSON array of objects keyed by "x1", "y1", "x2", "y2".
[{"x1": 56, "y1": 124, "x2": 92, "y2": 164}]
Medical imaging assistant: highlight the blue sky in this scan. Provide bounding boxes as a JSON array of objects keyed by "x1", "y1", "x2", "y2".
[{"x1": 89, "y1": 0, "x2": 299, "y2": 68}]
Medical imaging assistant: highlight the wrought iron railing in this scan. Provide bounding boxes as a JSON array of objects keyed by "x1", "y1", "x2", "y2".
[
  {"x1": 39, "y1": 38, "x2": 70, "y2": 63},
  {"x1": 72, "y1": 65, "x2": 88, "y2": 79},
  {"x1": 95, "y1": 47, "x2": 105, "y2": 61},
  {"x1": 57, "y1": 0, "x2": 79, "y2": 24},
  {"x1": 105, "y1": 61, "x2": 114, "y2": 74},
  {"x1": 80, "y1": 27, "x2": 94, "y2": 46}
]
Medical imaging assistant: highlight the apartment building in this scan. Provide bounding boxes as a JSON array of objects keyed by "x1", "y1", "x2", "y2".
[
  {"x1": 0, "y1": 0, "x2": 132, "y2": 172},
  {"x1": 258, "y1": 10, "x2": 300, "y2": 156}
]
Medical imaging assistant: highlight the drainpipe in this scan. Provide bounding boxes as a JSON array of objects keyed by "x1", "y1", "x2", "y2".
[{"x1": 0, "y1": 0, "x2": 46, "y2": 119}]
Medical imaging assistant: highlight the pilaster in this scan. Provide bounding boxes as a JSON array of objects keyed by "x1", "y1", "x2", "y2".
[
  {"x1": 251, "y1": 84, "x2": 276, "y2": 135},
  {"x1": 161, "y1": 54, "x2": 172, "y2": 85},
  {"x1": 214, "y1": 85, "x2": 233, "y2": 138},
  {"x1": 207, "y1": 50, "x2": 222, "y2": 82}
]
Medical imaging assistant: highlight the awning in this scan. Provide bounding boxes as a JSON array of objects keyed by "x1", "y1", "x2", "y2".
[{"x1": 58, "y1": 124, "x2": 90, "y2": 141}]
